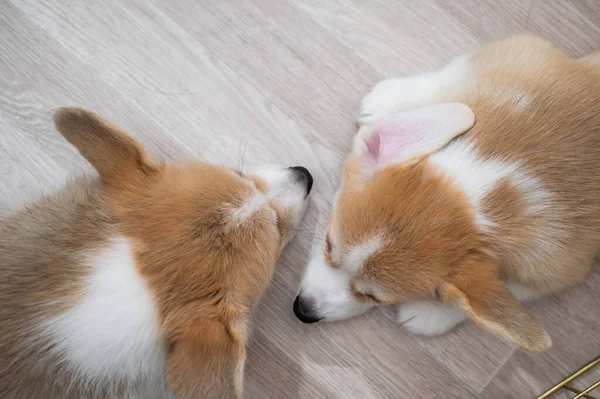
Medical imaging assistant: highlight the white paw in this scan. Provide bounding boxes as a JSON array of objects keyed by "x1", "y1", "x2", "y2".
[
  {"x1": 358, "y1": 75, "x2": 430, "y2": 128},
  {"x1": 395, "y1": 301, "x2": 466, "y2": 337},
  {"x1": 358, "y1": 55, "x2": 470, "y2": 129}
]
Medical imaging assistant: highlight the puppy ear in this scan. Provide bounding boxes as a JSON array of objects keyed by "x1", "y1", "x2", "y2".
[
  {"x1": 443, "y1": 255, "x2": 551, "y2": 352},
  {"x1": 53, "y1": 107, "x2": 159, "y2": 183},
  {"x1": 166, "y1": 316, "x2": 245, "y2": 399},
  {"x1": 355, "y1": 103, "x2": 474, "y2": 176}
]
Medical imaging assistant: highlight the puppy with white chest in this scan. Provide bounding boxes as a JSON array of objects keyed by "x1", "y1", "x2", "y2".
[
  {"x1": 0, "y1": 108, "x2": 312, "y2": 398},
  {"x1": 295, "y1": 35, "x2": 600, "y2": 351}
]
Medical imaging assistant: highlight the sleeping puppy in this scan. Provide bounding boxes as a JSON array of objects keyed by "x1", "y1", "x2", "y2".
[
  {"x1": 295, "y1": 35, "x2": 600, "y2": 351},
  {"x1": 0, "y1": 108, "x2": 312, "y2": 398}
]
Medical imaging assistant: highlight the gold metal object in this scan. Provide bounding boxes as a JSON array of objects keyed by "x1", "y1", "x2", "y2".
[
  {"x1": 536, "y1": 355, "x2": 600, "y2": 399},
  {"x1": 573, "y1": 381, "x2": 600, "y2": 399},
  {"x1": 564, "y1": 384, "x2": 597, "y2": 399}
]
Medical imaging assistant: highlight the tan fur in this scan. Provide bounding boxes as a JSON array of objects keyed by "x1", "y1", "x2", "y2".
[
  {"x1": 328, "y1": 35, "x2": 600, "y2": 351},
  {"x1": 0, "y1": 177, "x2": 118, "y2": 398},
  {"x1": 0, "y1": 108, "x2": 297, "y2": 398}
]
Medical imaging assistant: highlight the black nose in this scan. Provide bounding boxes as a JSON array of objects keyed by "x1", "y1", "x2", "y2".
[
  {"x1": 289, "y1": 166, "x2": 313, "y2": 197},
  {"x1": 293, "y1": 295, "x2": 321, "y2": 324}
]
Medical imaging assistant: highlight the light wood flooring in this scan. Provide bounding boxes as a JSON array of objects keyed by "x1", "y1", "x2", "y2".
[{"x1": 1, "y1": 0, "x2": 600, "y2": 397}]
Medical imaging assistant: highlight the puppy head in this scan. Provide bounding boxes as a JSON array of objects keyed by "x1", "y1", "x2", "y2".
[
  {"x1": 296, "y1": 104, "x2": 550, "y2": 351},
  {"x1": 54, "y1": 108, "x2": 313, "y2": 396}
]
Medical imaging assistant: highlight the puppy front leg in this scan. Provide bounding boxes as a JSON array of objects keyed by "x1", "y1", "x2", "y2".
[
  {"x1": 395, "y1": 283, "x2": 542, "y2": 337},
  {"x1": 396, "y1": 301, "x2": 467, "y2": 337},
  {"x1": 358, "y1": 54, "x2": 471, "y2": 128}
]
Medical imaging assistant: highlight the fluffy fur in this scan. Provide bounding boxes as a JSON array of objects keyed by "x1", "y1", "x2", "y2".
[
  {"x1": 0, "y1": 108, "x2": 312, "y2": 398},
  {"x1": 296, "y1": 35, "x2": 600, "y2": 351}
]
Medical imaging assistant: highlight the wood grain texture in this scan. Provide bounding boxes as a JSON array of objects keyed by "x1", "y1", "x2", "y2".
[
  {"x1": 1, "y1": 0, "x2": 599, "y2": 397},
  {"x1": 481, "y1": 268, "x2": 600, "y2": 398}
]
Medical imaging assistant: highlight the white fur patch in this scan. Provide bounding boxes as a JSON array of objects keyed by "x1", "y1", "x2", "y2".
[
  {"x1": 513, "y1": 92, "x2": 531, "y2": 111},
  {"x1": 345, "y1": 236, "x2": 382, "y2": 273},
  {"x1": 429, "y1": 140, "x2": 516, "y2": 229},
  {"x1": 396, "y1": 301, "x2": 467, "y2": 336},
  {"x1": 478, "y1": 85, "x2": 532, "y2": 112},
  {"x1": 246, "y1": 164, "x2": 309, "y2": 226},
  {"x1": 358, "y1": 54, "x2": 470, "y2": 128},
  {"x1": 511, "y1": 171, "x2": 551, "y2": 215},
  {"x1": 299, "y1": 250, "x2": 373, "y2": 321},
  {"x1": 231, "y1": 193, "x2": 267, "y2": 222},
  {"x1": 44, "y1": 236, "x2": 164, "y2": 383},
  {"x1": 428, "y1": 140, "x2": 550, "y2": 231},
  {"x1": 507, "y1": 282, "x2": 542, "y2": 302},
  {"x1": 511, "y1": 172, "x2": 561, "y2": 264},
  {"x1": 395, "y1": 283, "x2": 542, "y2": 337}
]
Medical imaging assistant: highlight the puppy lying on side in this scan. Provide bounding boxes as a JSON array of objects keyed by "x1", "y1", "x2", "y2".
[
  {"x1": 0, "y1": 108, "x2": 312, "y2": 398},
  {"x1": 295, "y1": 35, "x2": 600, "y2": 351}
]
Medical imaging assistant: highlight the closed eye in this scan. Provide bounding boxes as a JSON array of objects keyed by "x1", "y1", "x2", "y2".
[
  {"x1": 361, "y1": 291, "x2": 383, "y2": 303},
  {"x1": 352, "y1": 285, "x2": 383, "y2": 303},
  {"x1": 324, "y1": 233, "x2": 335, "y2": 265}
]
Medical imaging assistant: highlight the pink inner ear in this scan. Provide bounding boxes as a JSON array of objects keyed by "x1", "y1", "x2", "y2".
[
  {"x1": 364, "y1": 128, "x2": 382, "y2": 163},
  {"x1": 364, "y1": 118, "x2": 431, "y2": 165}
]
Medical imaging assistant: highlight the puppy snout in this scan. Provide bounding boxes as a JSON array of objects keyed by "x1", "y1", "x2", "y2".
[
  {"x1": 289, "y1": 166, "x2": 313, "y2": 197},
  {"x1": 293, "y1": 295, "x2": 321, "y2": 324}
]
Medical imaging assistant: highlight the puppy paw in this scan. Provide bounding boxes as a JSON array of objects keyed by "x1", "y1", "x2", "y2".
[
  {"x1": 358, "y1": 76, "x2": 428, "y2": 128},
  {"x1": 395, "y1": 301, "x2": 466, "y2": 337}
]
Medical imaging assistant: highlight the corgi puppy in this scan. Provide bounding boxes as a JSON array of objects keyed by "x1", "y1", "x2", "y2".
[
  {"x1": 295, "y1": 35, "x2": 600, "y2": 352},
  {"x1": 0, "y1": 108, "x2": 312, "y2": 398}
]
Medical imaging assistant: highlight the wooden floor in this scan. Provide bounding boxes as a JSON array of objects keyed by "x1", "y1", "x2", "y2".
[{"x1": 2, "y1": 0, "x2": 600, "y2": 397}]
